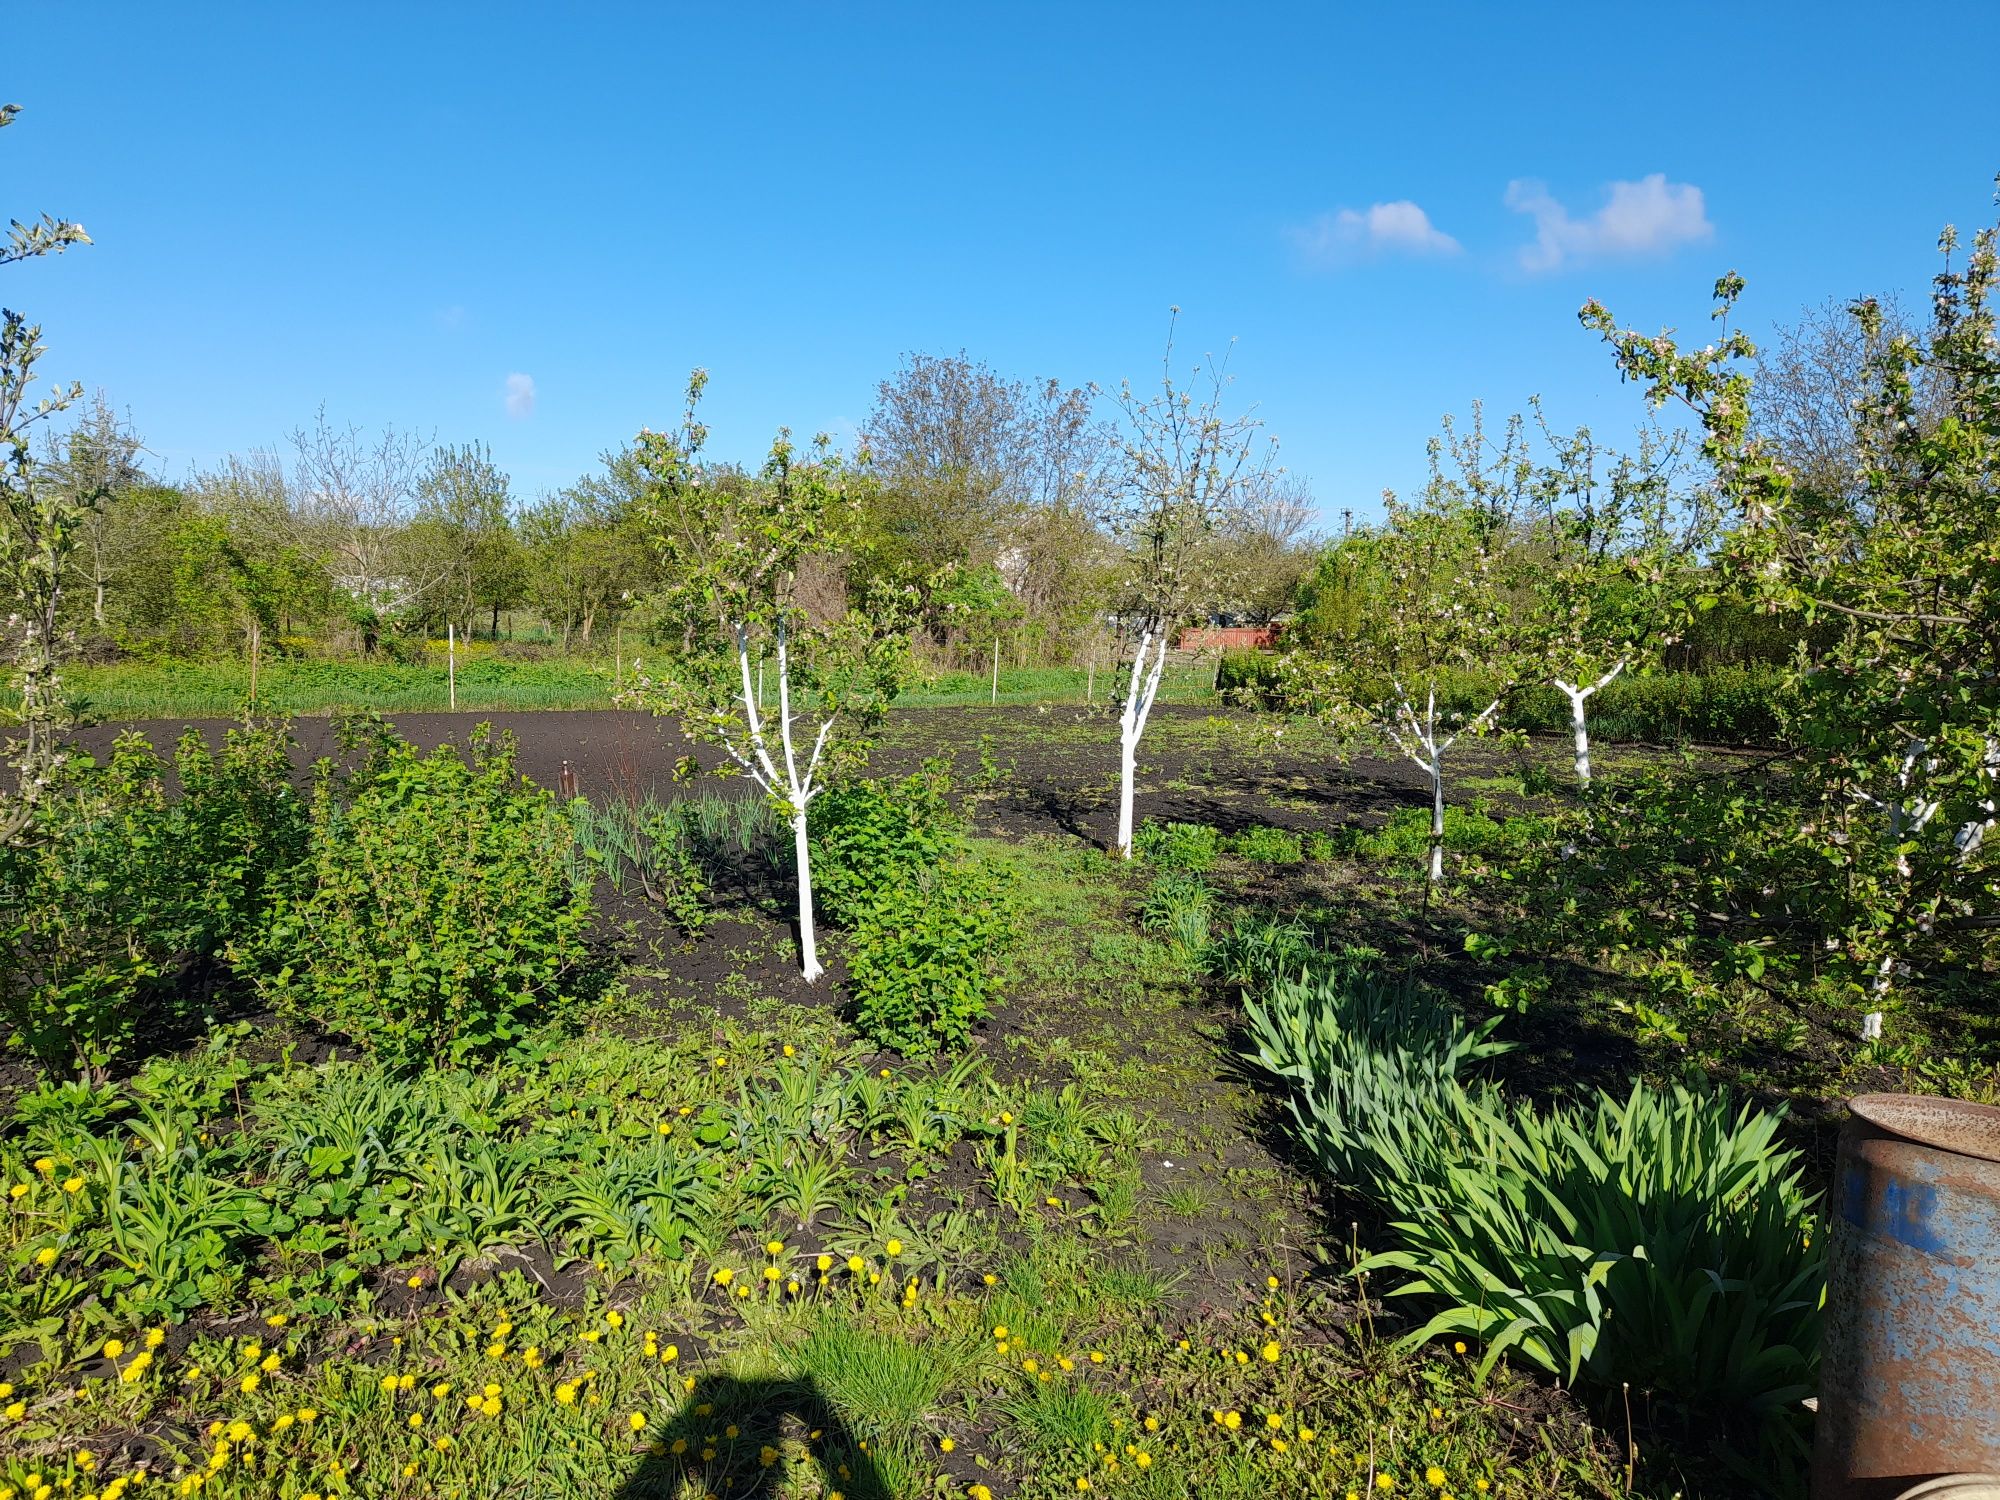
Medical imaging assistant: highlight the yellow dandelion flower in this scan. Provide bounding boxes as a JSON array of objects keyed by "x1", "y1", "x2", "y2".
[
  {"x1": 1261, "y1": 1340, "x2": 1281, "y2": 1363},
  {"x1": 713, "y1": 1268, "x2": 734, "y2": 1287},
  {"x1": 627, "y1": 1412, "x2": 646, "y2": 1432},
  {"x1": 885, "y1": 1239, "x2": 902, "y2": 1256},
  {"x1": 765, "y1": 1239, "x2": 784, "y2": 1255}
]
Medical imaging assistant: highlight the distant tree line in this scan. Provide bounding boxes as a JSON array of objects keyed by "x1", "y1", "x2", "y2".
[{"x1": 21, "y1": 349, "x2": 1321, "y2": 673}]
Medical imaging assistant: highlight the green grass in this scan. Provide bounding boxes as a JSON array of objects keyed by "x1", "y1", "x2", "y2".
[
  {"x1": 63, "y1": 655, "x2": 617, "y2": 719},
  {"x1": 789, "y1": 1318, "x2": 975, "y2": 1445}
]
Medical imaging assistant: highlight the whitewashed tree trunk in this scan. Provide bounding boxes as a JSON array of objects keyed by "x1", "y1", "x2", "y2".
[
  {"x1": 1383, "y1": 681, "x2": 1503, "y2": 886},
  {"x1": 1116, "y1": 627, "x2": 1170, "y2": 858},
  {"x1": 1551, "y1": 660, "x2": 1626, "y2": 788},
  {"x1": 1953, "y1": 737, "x2": 1999, "y2": 863},
  {"x1": 1428, "y1": 752, "x2": 1445, "y2": 883},
  {"x1": 790, "y1": 806, "x2": 819, "y2": 982},
  {"x1": 717, "y1": 618, "x2": 834, "y2": 982}
]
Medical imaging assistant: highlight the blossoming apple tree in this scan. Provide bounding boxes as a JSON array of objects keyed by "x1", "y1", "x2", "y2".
[{"x1": 1109, "y1": 312, "x2": 1274, "y2": 857}]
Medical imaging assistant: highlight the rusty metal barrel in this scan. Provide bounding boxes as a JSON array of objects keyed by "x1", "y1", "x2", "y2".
[{"x1": 1815, "y1": 1094, "x2": 2000, "y2": 1499}]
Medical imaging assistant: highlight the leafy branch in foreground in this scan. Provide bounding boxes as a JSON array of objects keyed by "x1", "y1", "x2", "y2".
[
  {"x1": 1, "y1": 103, "x2": 94, "y2": 846},
  {"x1": 1584, "y1": 202, "x2": 1999, "y2": 1006}
]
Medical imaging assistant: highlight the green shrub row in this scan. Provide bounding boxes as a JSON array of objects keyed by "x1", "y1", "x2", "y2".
[
  {"x1": 1241, "y1": 954, "x2": 1822, "y2": 1476},
  {"x1": 1217, "y1": 654, "x2": 1790, "y2": 747}
]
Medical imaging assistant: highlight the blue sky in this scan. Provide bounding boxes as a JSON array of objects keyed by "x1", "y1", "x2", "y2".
[{"x1": 8, "y1": 3, "x2": 1999, "y2": 524}]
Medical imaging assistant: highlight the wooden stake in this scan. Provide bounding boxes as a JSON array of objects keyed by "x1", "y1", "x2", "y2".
[
  {"x1": 248, "y1": 619, "x2": 260, "y2": 707},
  {"x1": 991, "y1": 638, "x2": 1000, "y2": 705},
  {"x1": 448, "y1": 622, "x2": 457, "y2": 711}
]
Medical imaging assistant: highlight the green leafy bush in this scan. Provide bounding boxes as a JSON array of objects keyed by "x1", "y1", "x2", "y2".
[
  {"x1": 1228, "y1": 824, "x2": 1303, "y2": 863},
  {"x1": 0, "y1": 724, "x2": 305, "y2": 1077},
  {"x1": 809, "y1": 761, "x2": 1013, "y2": 1056},
  {"x1": 245, "y1": 726, "x2": 596, "y2": 1066},
  {"x1": 847, "y1": 860, "x2": 1013, "y2": 1058},
  {"x1": 809, "y1": 759, "x2": 958, "y2": 926},
  {"x1": 1244, "y1": 957, "x2": 1822, "y2": 1470},
  {"x1": 1131, "y1": 819, "x2": 1220, "y2": 872}
]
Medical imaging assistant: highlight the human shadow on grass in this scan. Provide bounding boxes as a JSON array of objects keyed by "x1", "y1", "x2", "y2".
[{"x1": 613, "y1": 1372, "x2": 893, "y2": 1500}]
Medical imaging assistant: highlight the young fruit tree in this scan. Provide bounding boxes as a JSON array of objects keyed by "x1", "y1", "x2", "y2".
[
  {"x1": 1109, "y1": 312, "x2": 1275, "y2": 857},
  {"x1": 625, "y1": 372, "x2": 911, "y2": 982},
  {"x1": 1584, "y1": 219, "x2": 1999, "y2": 1004},
  {"x1": 0, "y1": 102, "x2": 94, "y2": 846},
  {"x1": 1524, "y1": 413, "x2": 1713, "y2": 787},
  {"x1": 1297, "y1": 410, "x2": 1533, "y2": 884}
]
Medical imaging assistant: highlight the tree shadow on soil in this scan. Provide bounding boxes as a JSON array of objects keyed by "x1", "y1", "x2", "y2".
[{"x1": 613, "y1": 1372, "x2": 891, "y2": 1500}]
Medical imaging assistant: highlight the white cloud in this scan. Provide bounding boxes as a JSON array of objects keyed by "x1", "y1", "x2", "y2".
[
  {"x1": 503, "y1": 372, "x2": 536, "y2": 421},
  {"x1": 1504, "y1": 173, "x2": 1713, "y2": 272},
  {"x1": 1291, "y1": 200, "x2": 1462, "y2": 266}
]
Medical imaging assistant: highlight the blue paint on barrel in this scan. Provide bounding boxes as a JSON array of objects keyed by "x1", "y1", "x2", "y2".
[{"x1": 1815, "y1": 1094, "x2": 2000, "y2": 1500}]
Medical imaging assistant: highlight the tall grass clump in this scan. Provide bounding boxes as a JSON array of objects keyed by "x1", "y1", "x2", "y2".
[{"x1": 1241, "y1": 952, "x2": 1822, "y2": 1475}]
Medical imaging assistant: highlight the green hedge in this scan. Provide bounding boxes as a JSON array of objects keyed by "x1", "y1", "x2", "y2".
[{"x1": 1217, "y1": 653, "x2": 1789, "y2": 747}]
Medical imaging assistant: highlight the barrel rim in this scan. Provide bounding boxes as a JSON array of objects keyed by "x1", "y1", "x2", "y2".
[{"x1": 1850, "y1": 1092, "x2": 2000, "y2": 1165}]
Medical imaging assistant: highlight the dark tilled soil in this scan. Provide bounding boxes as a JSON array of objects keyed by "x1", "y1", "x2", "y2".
[{"x1": 72, "y1": 705, "x2": 1467, "y2": 847}]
